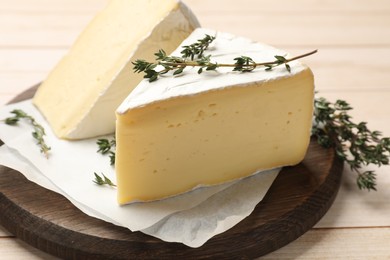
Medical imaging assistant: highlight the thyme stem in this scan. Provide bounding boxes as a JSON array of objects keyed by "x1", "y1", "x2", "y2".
[{"x1": 160, "y1": 49, "x2": 317, "y2": 68}]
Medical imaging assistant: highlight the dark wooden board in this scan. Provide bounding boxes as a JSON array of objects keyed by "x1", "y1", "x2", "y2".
[{"x1": 0, "y1": 85, "x2": 343, "y2": 259}]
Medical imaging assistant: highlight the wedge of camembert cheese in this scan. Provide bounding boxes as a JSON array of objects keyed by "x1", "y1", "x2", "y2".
[
  {"x1": 33, "y1": 0, "x2": 199, "y2": 139},
  {"x1": 115, "y1": 28, "x2": 315, "y2": 204}
]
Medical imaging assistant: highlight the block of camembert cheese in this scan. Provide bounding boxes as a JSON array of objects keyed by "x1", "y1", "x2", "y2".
[
  {"x1": 33, "y1": 0, "x2": 199, "y2": 139},
  {"x1": 115, "y1": 28, "x2": 315, "y2": 204}
]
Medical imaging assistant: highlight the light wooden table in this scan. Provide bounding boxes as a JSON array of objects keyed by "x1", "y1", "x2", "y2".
[{"x1": 1, "y1": 0, "x2": 390, "y2": 259}]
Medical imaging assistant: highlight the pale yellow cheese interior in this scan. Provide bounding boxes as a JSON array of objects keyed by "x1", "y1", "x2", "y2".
[
  {"x1": 116, "y1": 69, "x2": 314, "y2": 204},
  {"x1": 33, "y1": 0, "x2": 199, "y2": 139}
]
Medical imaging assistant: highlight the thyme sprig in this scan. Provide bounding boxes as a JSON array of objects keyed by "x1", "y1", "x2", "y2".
[
  {"x1": 97, "y1": 137, "x2": 116, "y2": 165},
  {"x1": 312, "y1": 97, "x2": 390, "y2": 191},
  {"x1": 132, "y1": 34, "x2": 317, "y2": 82},
  {"x1": 93, "y1": 172, "x2": 116, "y2": 187},
  {"x1": 3, "y1": 109, "x2": 51, "y2": 158},
  {"x1": 94, "y1": 139, "x2": 116, "y2": 187}
]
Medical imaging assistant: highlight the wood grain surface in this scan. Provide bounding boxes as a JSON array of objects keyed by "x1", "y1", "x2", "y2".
[
  {"x1": 1, "y1": 0, "x2": 390, "y2": 259},
  {"x1": 0, "y1": 87, "x2": 343, "y2": 259}
]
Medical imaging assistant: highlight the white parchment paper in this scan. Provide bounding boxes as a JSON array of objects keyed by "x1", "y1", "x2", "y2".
[{"x1": 0, "y1": 100, "x2": 279, "y2": 247}]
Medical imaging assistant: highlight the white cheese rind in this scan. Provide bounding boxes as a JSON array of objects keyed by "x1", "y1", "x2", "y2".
[
  {"x1": 115, "y1": 29, "x2": 315, "y2": 204},
  {"x1": 117, "y1": 28, "x2": 307, "y2": 113},
  {"x1": 33, "y1": 0, "x2": 200, "y2": 139}
]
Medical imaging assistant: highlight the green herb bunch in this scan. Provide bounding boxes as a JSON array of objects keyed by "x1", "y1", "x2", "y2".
[{"x1": 312, "y1": 97, "x2": 390, "y2": 191}]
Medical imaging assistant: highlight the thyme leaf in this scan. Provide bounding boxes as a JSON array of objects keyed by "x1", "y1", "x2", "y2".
[{"x1": 93, "y1": 172, "x2": 116, "y2": 187}]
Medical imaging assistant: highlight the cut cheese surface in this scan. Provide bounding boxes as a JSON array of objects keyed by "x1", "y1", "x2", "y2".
[
  {"x1": 33, "y1": 0, "x2": 199, "y2": 139},
  {"x1": 115, "y1": 28, "x2": 315, "y2": 204}
]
